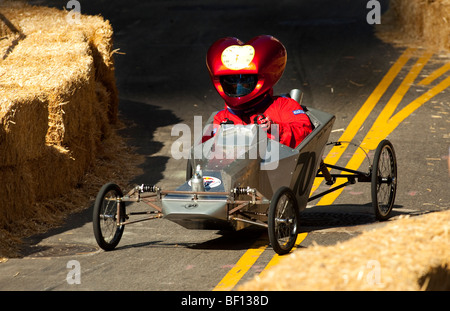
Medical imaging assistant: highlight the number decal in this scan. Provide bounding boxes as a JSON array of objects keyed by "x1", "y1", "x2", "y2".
[{"x1": 293, "y1": 152, "x2": 316, "y2": 196}]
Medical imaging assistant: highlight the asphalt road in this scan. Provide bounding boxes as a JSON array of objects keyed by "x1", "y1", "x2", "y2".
[{"x1": 1, "y1": 0, "x2": 449, "y2": 293}]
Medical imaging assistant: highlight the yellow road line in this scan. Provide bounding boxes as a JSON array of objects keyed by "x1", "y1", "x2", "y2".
[
  {"x1": 361, "y1": 51, "x2": 433, "y2": 149},
  {"x1": 387, "y1": 75, "x2": 450, "y2": 128},
  {"x1": 213, "y1": 237, "x2": 268, "y2": 291},
  {"x1": 317, "y1": 54, "x2": 450, "y2": 206},
  {"x1": 418, "y1": 62, "x2": 450, "y2": 86},
  {"x1": 310, "y1": 48, "x2": 416, "y2": 195},
  {"x1": 259, "y1": 233, "x2": 308, "y2": 278},
  {"x1": 316, "y1": 51, "x2": 431, "y2": 205}
]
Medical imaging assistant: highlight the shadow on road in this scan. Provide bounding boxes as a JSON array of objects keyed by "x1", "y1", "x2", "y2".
[{"x1": 117, "y1": 98, "x2": 182, "y2": 185}]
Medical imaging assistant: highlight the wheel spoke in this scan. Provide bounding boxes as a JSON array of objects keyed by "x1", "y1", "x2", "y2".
[
  {"x1": 100, "y1": 191, "x2": 119, "y2": 243},
  {"x1": 93, "y1": 183, "x2": 125, "y2": 251},
  {"x1": 274, "y1": 194, "x2": 296, "y2": 247},
  {"x1": 372, "y1": 141, "x2": 397, "y2": 220},
  {"x1": 268, "y1": 187, "x2": 299, "y2": 255}
]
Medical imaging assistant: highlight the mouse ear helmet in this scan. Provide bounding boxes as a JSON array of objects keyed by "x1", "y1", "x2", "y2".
[{"x1": 206, "y1": 35, "x2": 287, "y2": 111}]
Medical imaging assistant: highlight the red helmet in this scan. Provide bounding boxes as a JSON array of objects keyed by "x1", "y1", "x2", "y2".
[{"x1": 206, "y1": 35, "x2": 287, "y2": 111}]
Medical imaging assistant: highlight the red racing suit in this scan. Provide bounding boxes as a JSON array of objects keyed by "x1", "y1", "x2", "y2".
[{"x1": 203, "y1": 94, "x2": 313, "y2": 149}]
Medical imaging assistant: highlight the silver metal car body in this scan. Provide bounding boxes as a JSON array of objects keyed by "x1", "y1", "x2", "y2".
[{"x1": 161, "y1": 103, "x2": 335, "y2": 230}]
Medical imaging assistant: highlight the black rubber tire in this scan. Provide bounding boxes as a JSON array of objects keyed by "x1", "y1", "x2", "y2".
[
  {"x1": 268, "y1": 187, "x2": 300, "y2": 255},
  {"x1": 371, "y1": 140, "x2": 397, "y2": 221},
  {"x1": 93, "y1": 183, "x2": 125, "y2": 251}
]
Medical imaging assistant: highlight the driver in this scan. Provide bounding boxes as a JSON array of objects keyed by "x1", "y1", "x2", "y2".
[{"x1": 203, "y1": 35, "x2": 313, "y2": 149}]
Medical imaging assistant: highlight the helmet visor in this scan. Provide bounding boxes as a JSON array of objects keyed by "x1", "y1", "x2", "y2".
[{"x1": 219, "y1": 74, "x2": 258, "y2": 97}]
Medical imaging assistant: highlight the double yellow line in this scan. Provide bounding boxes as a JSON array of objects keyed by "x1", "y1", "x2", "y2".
[
  {"x1": 212, "y1": 48, "x2": 450, "y2": 291},
  {"x1": 312, "y1": 48, "x2": 450, "y2": 205},
  {"x1": 213, "y1": 233, "x2": 308, "y2": 291}
]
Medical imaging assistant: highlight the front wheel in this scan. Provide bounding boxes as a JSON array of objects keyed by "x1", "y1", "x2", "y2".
[
  {"x1": 268, "y1": 187, "x2": 300, "y2": 255},
  {"x1": 371, "y1": 140, "x2": 397, "y2": 221},
  {"x1": 93, "y1": 183, "x2": 125, "y2": 251}
]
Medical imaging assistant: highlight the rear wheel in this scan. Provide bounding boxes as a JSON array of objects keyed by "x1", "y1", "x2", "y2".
[
  {"x1": 371, "y1": 140, "x2": 397, "y2": 221},
  {"x1": 268, "y1": 187, "x2": 300, "y2": 255},
  {"x1": 93, "y1": 183, "x2": 125, "y2": 251}
]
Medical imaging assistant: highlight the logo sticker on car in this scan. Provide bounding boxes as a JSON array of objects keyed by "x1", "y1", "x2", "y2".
[{"x1": 188, "y1": 176, "x2": 222, "y2": 189}]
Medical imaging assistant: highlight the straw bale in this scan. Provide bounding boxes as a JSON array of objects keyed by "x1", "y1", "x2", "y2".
[
  {"x1": 377, "y1": 0, "x2": 450, "y2": 52},
  {"x1": 0, "y1": 3, "x2": 125, "y2": 257},
  {"x1": 0, "y1": 94, "x2": 49, "y2": 165},
  {"x1": 239, "y1": 210, "x2": 450, "y2": 291}
]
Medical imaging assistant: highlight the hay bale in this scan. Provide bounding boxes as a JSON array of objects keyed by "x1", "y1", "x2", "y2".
[
  {"x1": 0, "y1": 94, "x2": 49, "y2": 166},
  {"x1": 377, "y1": 0, "x2": 450, "y2": 52},
  {"x1": 0, "y1": 3, "x2": 122, "y2": 257},
  {"x1": 239, "y1": 210, "x2": 450, "y2": 291}
]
